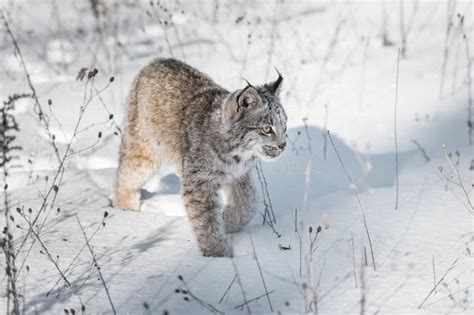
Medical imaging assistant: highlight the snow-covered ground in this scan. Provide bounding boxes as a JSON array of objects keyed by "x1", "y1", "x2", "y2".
[{"x1": 1, "y1": 0, "x2": 473, "y2": 314}]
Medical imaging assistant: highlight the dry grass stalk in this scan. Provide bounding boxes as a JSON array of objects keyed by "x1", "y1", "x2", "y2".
[{"x1": 327, "y1": 130, "x2": 376, "y2": 270}]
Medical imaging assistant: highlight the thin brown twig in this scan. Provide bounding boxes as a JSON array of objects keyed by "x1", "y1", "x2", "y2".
[
  {"x1": 440, "y1": 146, "x2": 474, "y2": 214},
  {"x1": 327, "y1": 130, "x2": 376, "y2": 270},
  {"x1": 302, "y1": 117, "x2": 312, "y2": 153},
  {"x1": 91, "y1": 81, "x2": 122, "y2": 136},
  {"x1": 411, "y1": 139, "x2": 430, "y2": 162},
  {"x1": 307, "y1": 226, "x2": 321, "y2": 314},
  {"x1": 75, "y1": 214, "x2": 117, "y2": 315},
  {"x1": 230, "y1": 257, "x2": 251, "y2": 315},
  {"x1": 461, "y1": 22, "x2": 473, "y2": 145},
  {"x1": 46, "y1": 215, "x2": 106, "y2": 296},
  {"x1": 294, "y1": 208, "x2": 298, "y2": 233},
  {"x1": 18, "y1": 210, "x2": 71, "y2": 287},
  {"x1": 394, "y1": 48, "x2": 400, "y2": 210},
  {"x1": 399, "y1": 0, "x2": 419, "y2": 58},
  {"x1": 218, "y1": 274, "x2": 237, "y2": 304},
  {"x1": 14, "y1": 166, "x2": 64, "y2": 280},
  {"x1": 432, "y1": 256, "x2": 437, "y2": 295},
  {"x1": 256, "y1": 162, "x2": 280, "y2": 238},
  {"x1": 178, "y1": 275, "x2": 223, "y2": 315},
  {"x1": 234, "y1": 290, "x2": 275, "y2": 310},
  {"x1": 248, "y1": 233, "x2": 273, "y2": 312},
  {"x1": 298, "y1": 224, "x2": 303, "y2": 277},
  {"x1": 291, "y1": 209, "x2": 303, "y2": 276},
  {"x1": 322, "y1": 104, "x2": 329, "y2": 160},
  {"x1": 439, "y1": 0, "x2": 457, "y2": 98},
  {"x1": 418, "y1": 257, "x2": 459, "y2": 308},
  {"x1": 360, "y1": 262, "x2": 366, "y2": 315},
  {"x1": 351, "y1": 230, "x2": 358, "y2": 288},
  {"x1": 423, "y1": 285, "x2": 474, "y2": 307},
  {"x1": 256, "y1": 161, "x2": 277, "y2": 225}
]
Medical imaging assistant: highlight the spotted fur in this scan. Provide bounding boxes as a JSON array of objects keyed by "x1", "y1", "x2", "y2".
[{"x1": 114, "y1": 58, "x2": 287, "y2": 257}]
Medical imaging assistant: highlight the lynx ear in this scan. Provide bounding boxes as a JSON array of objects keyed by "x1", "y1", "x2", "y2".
[
  {"x1": 236, "y1": 85, "x2": 261, "y2": 111},
  {"x1": 265, "y1": 69, "x2": 283, "y2": 96},
  {"x1": 223, "y1": 85, "x2": 262, "y2": 123}
]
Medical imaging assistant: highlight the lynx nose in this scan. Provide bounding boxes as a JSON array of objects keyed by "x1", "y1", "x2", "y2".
[{"x1": 277, "y1": 142, "x2": 286, "y2": 150}]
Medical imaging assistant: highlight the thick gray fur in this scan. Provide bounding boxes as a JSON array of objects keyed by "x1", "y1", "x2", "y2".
[{"x1": 114, "y1": 58, "x2": 287, "y2": 257}]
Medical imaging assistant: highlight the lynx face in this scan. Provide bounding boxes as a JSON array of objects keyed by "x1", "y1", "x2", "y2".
[
  {"x1": 242, "y1": 88, "x2": 287, "y2": 160},
  {"x1": 223, "y1": 74, "x2": 287, "y2": 161}
]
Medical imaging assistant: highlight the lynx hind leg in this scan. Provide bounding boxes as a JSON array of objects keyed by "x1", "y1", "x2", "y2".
[
  {"x1": 224, "y1": 173, "x2": 258, "y2": 233},
  {"x1": 114, "y1": 149, "x2": 157, "y2": 211},
  {"x1": 182, "y1": 174, "x2": 232, "y2": 257}
]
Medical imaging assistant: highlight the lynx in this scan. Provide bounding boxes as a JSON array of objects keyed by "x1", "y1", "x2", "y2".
[{"x1": 114, "y1": 58, "x2": 287, "y2": 257}]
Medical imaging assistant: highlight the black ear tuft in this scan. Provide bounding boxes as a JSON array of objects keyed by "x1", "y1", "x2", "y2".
[{"x1": 265, "y1": 68, "x2": 283, "y2": 96}]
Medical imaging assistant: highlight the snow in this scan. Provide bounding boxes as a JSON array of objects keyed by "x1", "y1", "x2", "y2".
[{"x1": 0, "y1": 0, "x2": 473, "y2": 314}]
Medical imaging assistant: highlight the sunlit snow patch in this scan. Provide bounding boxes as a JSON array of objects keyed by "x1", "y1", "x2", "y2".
[
  {"x1": 141, "y1": 194, "x2": 186, "y2": 217},
  {"x1": 75, "y1": 156, "x2": 118, "y2": 170}
]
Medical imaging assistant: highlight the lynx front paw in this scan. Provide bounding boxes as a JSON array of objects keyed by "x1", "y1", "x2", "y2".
[
  {"x1": 201, "y1": 238, "x2": 233, "y2": 257},
  {"x1": 113, "y1": 189, "x2": 141, "y2": 211}
]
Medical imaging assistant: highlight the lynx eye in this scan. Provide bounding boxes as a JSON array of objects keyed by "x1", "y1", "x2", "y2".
[{"x1": 261, "y1": 126, "x2": 272, "y2": 135}]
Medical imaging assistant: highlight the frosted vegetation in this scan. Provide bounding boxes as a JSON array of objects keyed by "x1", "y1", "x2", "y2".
[{"x1": 0, "y1": 1, "x2": 473, "y2": 314}]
